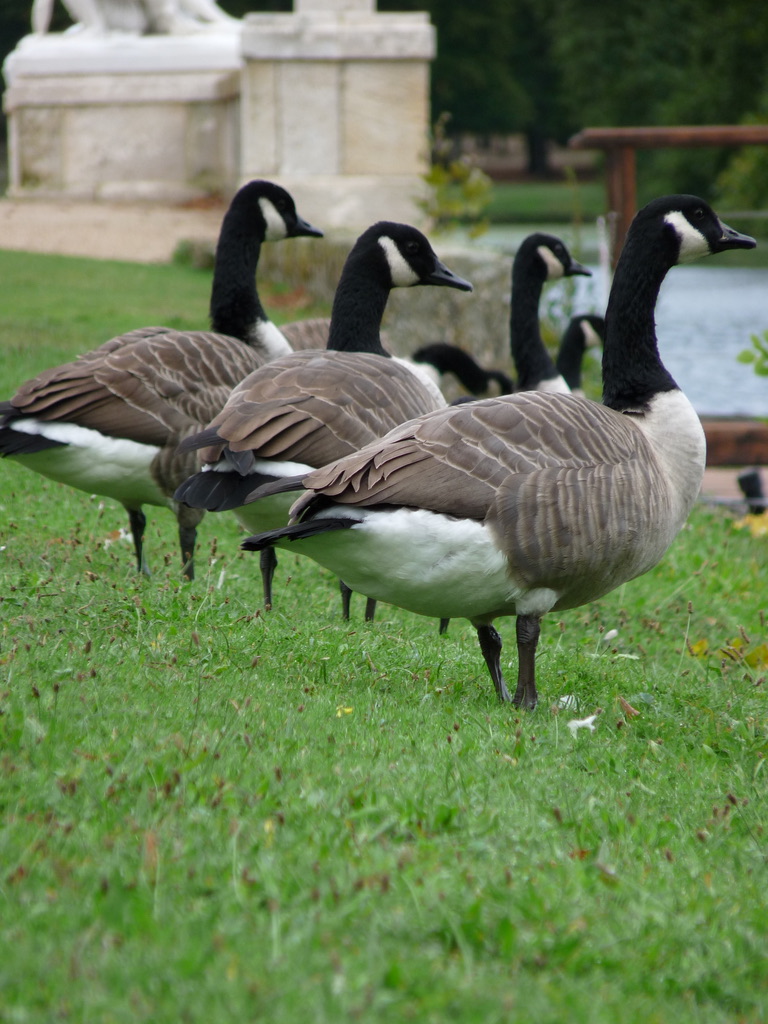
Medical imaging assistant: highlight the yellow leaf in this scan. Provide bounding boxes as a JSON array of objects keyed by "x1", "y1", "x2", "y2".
[
  {"x1": 734, "y1": 514, "x2": 768, "y2": 539},
  {"x1": 687, "y1": 638, "x2": 709, "y2": 658},
  {"x1": 745, "y1": 643, "x2": 768, "y2": 669}
]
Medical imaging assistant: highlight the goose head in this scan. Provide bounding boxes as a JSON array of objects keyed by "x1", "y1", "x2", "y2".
[
  {"x1": 516, "y1": 232, "x2": 592, "y2": 283},
  {"x1": 222, "y1": 179, "x2": 324, "y2": 244},
  {"x1": 327, "y1": 223, "x2": 472, "y2": 355},
  {"x1": 622, "y1": 194, "x2": 756, "y2": 268},
  {"x1": 351, "y1": 222, "x2": 474, "y2": 292}
]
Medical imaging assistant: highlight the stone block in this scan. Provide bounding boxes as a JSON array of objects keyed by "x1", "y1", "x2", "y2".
[
  {"x1": 279, "y1": 62, "x2": 340, "y2": 175},
  {"x1": 3, "y1": 32, "x2": 241, "y2": 201},
  {"x1": 342, "y1": 61, "x2": 429, "y2": 175}
]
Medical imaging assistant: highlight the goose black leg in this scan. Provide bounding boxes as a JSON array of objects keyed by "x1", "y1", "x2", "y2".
[
  {"x1": 177, "y1": 505, "x2": 203, "y2": 581},
  {"x1": 178, "y1": 524, "x2": 197, "y2": 581},
  {"x1": 128, "y1": 508, "x2": 149, "y2": 576},
  {"x1": 476, "y1": 624, "x2": 513, "y2": 703},
  {"x1": 260, "y1": 548, "x2": 277, "y2": 610},
  {"x1": 439, "y1": 618, "x2": 450, "y2": 635},
  {"x1": 513, "y1": 614, "x2": 540, "y2": 710},
  {"x1": 339, "y1": 581, "x2": 377, "y2": 622},
  {"x1": 339, "y1": 580, "x2": 352, "y2": 620}
]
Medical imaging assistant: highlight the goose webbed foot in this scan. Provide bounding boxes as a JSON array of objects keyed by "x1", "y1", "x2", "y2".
[
  {"x1": 128, "y1": 508, "x2": 150, "y2": 576},
  {"x1": 513, "y1": 614, "x2": 540, "y2": 710},
  {"x1": 476, "y1": 624, "x2": 513, "y2": 703},
  {"x1": 260, "y1": 547, "x2": 277, "y2": 610}
]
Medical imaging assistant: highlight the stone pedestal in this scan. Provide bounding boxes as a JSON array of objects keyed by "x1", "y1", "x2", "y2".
[
  {"x1": 2, "y1": 1, "x2": 435, "y2": 226},
  {"x1": 240, "y1": 0, "x2": 434, "y2": 227},
  {"x1": 3, "y1": 32, "x2": 242, "y2": 202}
]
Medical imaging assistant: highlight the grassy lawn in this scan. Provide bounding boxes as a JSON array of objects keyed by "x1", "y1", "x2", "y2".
[
  {"x1": 1, "y1": 250, "x2": 767, "y2": 1022},
  {"x1": 483, "y1": 179, "x2": 606, "y2": 225}
]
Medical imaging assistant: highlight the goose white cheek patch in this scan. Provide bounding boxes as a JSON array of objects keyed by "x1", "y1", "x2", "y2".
[
  {"x1": 537, "y1": 245, "x2": 565, "y2": 280},
  {"x1": 664, "y1": 210, "x2": 709, "y2": 263},
  {"x1": 378, "y1": 236, "x2": 421, "y2": 287},
  {"x1": 259, "y1": 198, "x2": 288, "y2": 241}
]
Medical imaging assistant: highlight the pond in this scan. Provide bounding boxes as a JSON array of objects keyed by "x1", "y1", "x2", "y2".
[{"x1": 568, "y1": 264, "x2": 768, "y2": 418}]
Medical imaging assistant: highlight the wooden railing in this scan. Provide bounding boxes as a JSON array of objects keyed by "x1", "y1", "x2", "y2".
[{"x1": 568, "y1": 125, "x2": 768, "y2": 263}]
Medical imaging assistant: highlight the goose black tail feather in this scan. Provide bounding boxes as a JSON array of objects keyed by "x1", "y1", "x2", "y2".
[
  {"x1": 0, "y1": 425, "x2": 67, "y2": 456},
  {"x1": 243, "y1": 473, "x2": 307, "y2": 504},
  {"x1": 176, "y1": 426, "x2": 226, "y2": 455},
  {"x1": 174, "y1": 470, "x2": 281, "y2": 511},
  {"x1": 241, "y1": 516, "x2": 358, "y2": 552}
]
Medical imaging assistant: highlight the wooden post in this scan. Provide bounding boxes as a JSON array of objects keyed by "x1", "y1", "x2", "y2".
[{"x1": 569, "y1": 125, "x2": 768, "y2": 264}]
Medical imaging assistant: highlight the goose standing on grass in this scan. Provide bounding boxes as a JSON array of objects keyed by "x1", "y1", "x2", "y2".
[
  {"x1": 240, "y1": 196, "x2": 755, "y2": 707},
  {"x1": 0, "y1": 180, "x2": 323, "y2": 579},
  {"x1": 174, "y1": 222, "x2": 472, "y2": 613}
]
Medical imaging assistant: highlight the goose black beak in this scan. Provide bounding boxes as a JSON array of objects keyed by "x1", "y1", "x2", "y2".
[
  {"x1": 292, "y1": 215, "x2": 324, "y2": 239},
  {"x1": 425, "y1": 259, "x2": 474, "y2": 292},
  {"x1": 566, "y1": 258, "x2": 592, "y2": 277},
  {"x1": 715, "y1": 220, "x2": 757, "y2": 253}
]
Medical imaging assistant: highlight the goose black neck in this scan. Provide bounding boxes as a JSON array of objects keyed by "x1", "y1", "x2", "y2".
[
  {"x1": 209, "y1": 210, "x2": 267, "y2": 343},
  {"x1": 510, "y1": 256, "x2": 558, "y2": 388},
  {"x1": 326, "y1": 249, "x2": 391, "y2": 356},
  {"x1": 555, "y1": 321, "x2": 586, "y2": 389},
  {"x1": 602, "y1": 229, "x2": 678, "y2": 412}
]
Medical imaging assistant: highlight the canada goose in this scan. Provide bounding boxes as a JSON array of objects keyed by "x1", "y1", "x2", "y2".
[
  {"x1": 410, "y1": 233, "x2": 589, "y2": 399},
  {"x1": 174, "y1": 222, "x2": 472, "y2": 612},
  {"x1": 240, "y1": 196, "x2": 755, "y2": 707},
  {"x1": 509, "y1": 233, "x2": 591, "y2": 392},
  {"x1": 556, "y1": 314, "x2": 606, "y2": 395},
  {"x1": 0, "y1": 180, "x2": 322, "y2": 579}
]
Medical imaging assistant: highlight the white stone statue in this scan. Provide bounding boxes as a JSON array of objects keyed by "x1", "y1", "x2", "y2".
[{"x1": 31, "y1": 0, "x2": 240, "y2": 36}]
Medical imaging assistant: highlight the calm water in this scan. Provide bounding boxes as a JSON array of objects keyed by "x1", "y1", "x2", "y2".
[{"x1": 569, "y1": 265, "x2": 768, "y2": 417}]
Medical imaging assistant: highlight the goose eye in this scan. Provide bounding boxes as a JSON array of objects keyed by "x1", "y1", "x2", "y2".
[
  {"x1": 405, "y1": 241, "x2": 420, "y2": 255},
  {"x1": 693, "y1": 207, "x2": 705, "y2": 220}
]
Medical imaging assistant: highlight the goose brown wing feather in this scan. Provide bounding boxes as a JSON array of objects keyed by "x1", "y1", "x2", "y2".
[
  {"x1": 294, "y1": 393, "x2": 657, "y2": 524},
  {"x1": 7, "y1": 329, "x2": 263, "y2": 446},
  {"x1": 95, "y1": 332, "x2": 262, "y2": 434},
  {"x1": 277, "y1": 317, "x2": 331, "y2": 352},
  {"x1": 196, "y1": 351, "x2": 445, "y2": 469}
]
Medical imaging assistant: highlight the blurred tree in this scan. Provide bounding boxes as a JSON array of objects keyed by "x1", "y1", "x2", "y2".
[
  {"x1": 548, "y1": 0, "x2": 768, "y2": 200},
  {"x1": 380, "y1": 0, "x2": 575, "y2": 174}
]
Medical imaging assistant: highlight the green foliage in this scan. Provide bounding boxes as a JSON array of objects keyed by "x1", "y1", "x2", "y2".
[
  {"x1": 548, "y1": 0, "x2": 768, "y2": 200},
  {"x1": 417, "y1": 115, "x2": 493, "y2": 237},
  {"x1": 738, "y1": 330, "x2": 768, "y2": 377}
]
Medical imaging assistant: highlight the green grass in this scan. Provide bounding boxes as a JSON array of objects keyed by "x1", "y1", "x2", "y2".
[
  {"x1": 1, "y1": 251, "x2": 768, "y2": 1023},
  {"x1": 483, "y1": 180, "x2": 606, "y2": 225}
]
